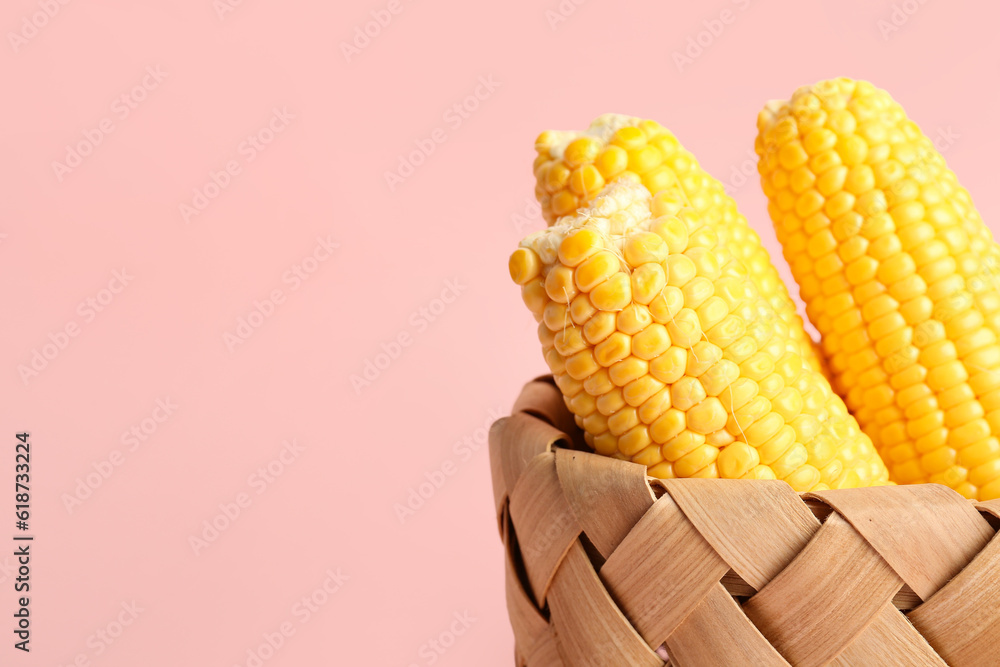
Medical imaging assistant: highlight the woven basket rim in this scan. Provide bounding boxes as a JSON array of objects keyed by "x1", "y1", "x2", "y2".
[{"x1": 493, "y1": 375, "x2": 1000, "y2": 667}]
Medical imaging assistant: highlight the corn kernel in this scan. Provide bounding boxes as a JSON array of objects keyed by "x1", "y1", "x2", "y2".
[
  {"x1": 671, "y1": 375, "x2": 706, "y2": 411},
  {"x1": 583, "y1": 311, "x2": 617, "y2": 345},
  {"x1": 590, "y1": 273, "x2": 632, "y2": 311},
  {"x1": 674, "y1": 444, "x2": 719, "y2": 477},
  {"x1": 617, "y1": 303, "x2": 652, "y2": 335},
  {"x1": 650, "y1": 346, "x2": 687, "y2": 384},
  {"x1": 594, "y1": 145, "x2": 629, "y2": 181},
  {"x1": 574, "y1": 251, "x2": 620, "y2": 292},
  {"x1": 594, "y1": 332, "x2": 631, "y2": 367},
  {"x1": 662, "y1": 430, "x2": 705, "y2": 462},
  {"x1": 564, "y1": 137, "x2": 602, "y2": 168},
  {"x1": 651, "y1": 408, "x2": 686, "y2": 443},
  {"x1": 638, "y1": 387, "x2": 671, "y2": 424},
  {"x1": 667, "y1": 309, "x2": 703, "y2": 348}
]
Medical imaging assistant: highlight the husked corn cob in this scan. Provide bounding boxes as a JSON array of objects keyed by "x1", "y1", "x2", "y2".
[
  {"x1": 509, "y1": 176, "x2": 888, "y2": 491},
  {"x1": 756, "y1": 77, "x2": 1000, "y2": 500},
  {"x1": 532, "y1": 114, "x2": 825, "y2": 374}
]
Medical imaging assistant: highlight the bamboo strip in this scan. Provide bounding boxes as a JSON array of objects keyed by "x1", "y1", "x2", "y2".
[
  {"x1": 508, "y1": 453, "x2": 581, "y2": 604},
  {"x1": 599, "y1": 495, "x2": 729, "y2": 647},
  {"x1": 908, "y1": 530, "x2": 1000, "y2": 666},
  {"x1": 554, "y1": 449, "x2": 654, "y2": 560},
  {"x1": 664, "y1": 584, "x2": 790, "y2": 666},
  {"x1": 741, "y1": 513, "x2": 903, "y2": 667},
  {"x1": 659, "y1": 479, "x2": 819, "y2": 590},
  {"x1": 504, "y1": 516, "x2": 550, "y2": 658},
  {"x1": 829, "y1": 604, "x2": 946, "y2": 667},
  {"x1": 524, "y1": 627, "x2": 565, "y2": 667},
  {"x1": 811, "y1": 486, "x2": 994, "y2": 600},
  {"x1": 547, "y1": 541, "x2": 664, "y2": 667}
]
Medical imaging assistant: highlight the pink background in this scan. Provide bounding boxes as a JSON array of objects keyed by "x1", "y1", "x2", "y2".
[{"x1": 2, "y1": 0, "x2": 999, "y2": 664}]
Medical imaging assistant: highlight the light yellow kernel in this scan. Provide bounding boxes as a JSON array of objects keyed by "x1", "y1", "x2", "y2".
[
  {"x1": 638, "y1": 388, "x2": 672, "y2": 424},
  {"x1": 687, "y1": 397, "x2": 728, "y2": 434},
  {"x1": 632, "y1": 324, "x2": 671, "y2": 360},
  {"x1": 584, "y1": 368, "x2": 614, "y2": 396},
  {"x1": 569, "y1": 293, "x2": 597, "y2": 325},
  {"x1": 662, "y1": 430, "x2": 706, "y2": 462},
  {"x1": 596, "y1": 388, "x2": 626, "y2": 417},
  {"x1": 607, "y1": 406, "x2": 639, "y2": 436},
  {"x1": 545, "y1": 265, "x2": 578, "y2": 303},
  {"x1": 650, "y1": 409, "x2": 686, "y2": 443},
  {"x1": 650, "y1": 347, "x2": 688, "y2": 384},
  {"x1": 564, "y1": 349, "x2": 599, "y2": 381},
  {"x1": 671, "y1": 375, "x2": 706, "y2": 411},
  {"x1": 675, "y1": 444, "x2": 719, "y2": 477},
  {"x1": 563, "y1": 137, "x2": 602, "y2": 168},
  {"x1": 667, "y1": 309, "x2": 703, "y2": 348},
  {"x1": 594, "y1": 331, "x2": 631, "y2": 367},
  {"x1": 623, "y1": 375, "x2": 663, "y2": 407},
  {"x1": 550, "y1": 190, "x2": 579, "y2": 217},
  {"x1": 616, "y1": 303, "x2": 652, "y2": 336},
  {"x1": 583, "y1": 310, "x2": 617, "y2": 344},
  {"x1": 553, "y1": 325, "x2": 587, "y2": 357},
  {"x1": 509, "y1": 248, "x2": 542, "y2": 285},
  {"x1": 590, "y1": 273, "x2": 632, "y2": 311},
  {"x1": 648, "y1": 286, "x2": 684, "y2": 324},
  {"x1": 569, "y1": 164, "x2": 605, "y2": 197},
  {"x1": 574, "y1": 251, "x2": 620, "y2": 292},
  {"x1": 682, "y1": 277, "x2": 715, "y2": 310},
  {"x1": 624, "y1": 231, "x2": 668, "y2": 266},
  {"x1": 594, "y1": 145, "x2": 629, "y2": 180},
  {"x1": 612, "y1": 126, "x2": 646, "y2": 150},
  {"x1": 608, "y1": 357, "x2": 648, "y2": 386},
  {"x1": 717, "y1": 442, "x2": 759, "y2": 478},
  {"x1": 666, "y1": 254, "x2": 698, "y2": 287}
]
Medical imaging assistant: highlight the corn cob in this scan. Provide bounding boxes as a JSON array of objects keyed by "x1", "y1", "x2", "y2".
[
  {"x1": 532, "y1": 114, "x2": 826, "y2": 375},
  {"x1": 509, "y1": 176, "x2": 889, "y2": 491},
  {"x1": 756, "y1": 77, "x2": 1000, "y2": 500}
]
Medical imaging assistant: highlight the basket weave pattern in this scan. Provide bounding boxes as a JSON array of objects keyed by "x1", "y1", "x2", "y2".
[{"x1": 490, "y1": 377, "x2": 1000, "y2": 667}]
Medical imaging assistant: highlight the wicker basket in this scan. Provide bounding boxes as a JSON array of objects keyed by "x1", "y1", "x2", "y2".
[{"x1": 490, "y1": 376, "x2": 1000, "y2": 667}]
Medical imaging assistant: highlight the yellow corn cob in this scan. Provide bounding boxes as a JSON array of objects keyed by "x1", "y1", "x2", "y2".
[
  {"x1": 532, "y1": 114, "x2": 826, "y2": 375},
  {"x1": 756, "y1": 77, "x2": 1000, "y2": 500},
  {"x1": 509, "y1": 176, "x2": 889, "y2": 491}
]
